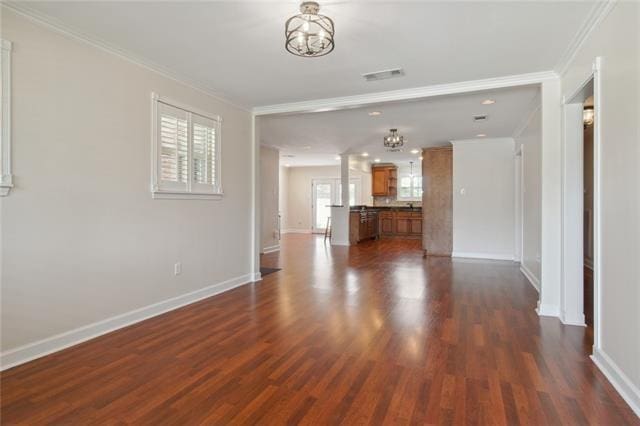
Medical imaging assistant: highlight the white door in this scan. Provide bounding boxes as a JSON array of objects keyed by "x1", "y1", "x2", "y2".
[
  {"x1": 312, "y1": 179, "x2": 335, "y2": 233},
  {"x1": 311, "y1": 178, "x2": 362, "y2": 233}
]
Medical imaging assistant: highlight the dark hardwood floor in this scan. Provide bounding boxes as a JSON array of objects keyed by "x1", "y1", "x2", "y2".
[{"x1": 1, "y1": 235, "x2": 637, "y2": 424}]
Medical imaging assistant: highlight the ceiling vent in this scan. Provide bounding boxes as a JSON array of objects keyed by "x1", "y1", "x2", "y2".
[
  {"x1": 362, "y1": 68, "x2": 404, "y2": 82},
  {"x1": 473, "y1": 115, "x2": 488, "y2": 122},
  {"x1": 282, "y1": 154, "x2": 296, "y2": 158}
]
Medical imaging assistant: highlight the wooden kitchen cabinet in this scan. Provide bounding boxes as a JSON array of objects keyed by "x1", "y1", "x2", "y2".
[
  {"x1": 371, "y1": 165, "x2": 397, "y2": 197},
  {"x1": 378, "y1": 210, "x2": 422, "y2": 238},
  {"x1": 349, "y1": 211, "x2": 379, "y2": 244}
]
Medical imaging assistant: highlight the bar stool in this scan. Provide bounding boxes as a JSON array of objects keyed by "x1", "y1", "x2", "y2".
[{"x1": 324, "y1": 216, "x2": 332, "y2": 242}]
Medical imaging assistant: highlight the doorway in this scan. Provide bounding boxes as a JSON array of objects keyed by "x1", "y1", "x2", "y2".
[
  {"x1": 562, "y1": 65, "x2": 599, "y2": 352},
  {"x1": 311, "y1": 178, "x2": 361, "y2": 233}
]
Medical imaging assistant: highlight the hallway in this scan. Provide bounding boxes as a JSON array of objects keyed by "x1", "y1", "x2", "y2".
[{"x1": 1, "y1": 235, "x2": 636, "y2": 424}]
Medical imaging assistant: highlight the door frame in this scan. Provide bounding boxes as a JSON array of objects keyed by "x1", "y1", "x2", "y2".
[
  {"x1": 311, "y1": 177, "x2": 362, "y2": 233},
  {"x1": 561, "y1": 57, "x2": 601, "y2": 349}
]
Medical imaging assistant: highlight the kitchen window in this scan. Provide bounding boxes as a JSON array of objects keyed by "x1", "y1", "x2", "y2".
[
  {"x1": 0, "y1": 40, "x2": 12, "y2": 196},
  {"x1": 151, "y1": 93, "x2": 222, "y2": 199},
  {"x1": 398, "y1": 174, "x2": 422, "y2": 200}
]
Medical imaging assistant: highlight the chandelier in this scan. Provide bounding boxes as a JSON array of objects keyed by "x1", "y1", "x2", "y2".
[
  {"x1": 384, "y1": 129, "x2": 404, "y2": 150},
  {"x1": 285, "y1": 2, "x2": 335, "y2": 58}
]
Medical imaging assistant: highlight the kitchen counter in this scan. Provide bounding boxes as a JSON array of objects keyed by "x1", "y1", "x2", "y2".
[{"x1": 349, "y1": 205, "x2": 422, "y2": 212}]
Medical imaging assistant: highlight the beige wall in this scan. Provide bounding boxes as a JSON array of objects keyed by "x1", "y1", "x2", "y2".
[
  {"x1": 561, "y1": 1, "x2": 639, "y2": 406},
  {"x1": 516, "y1": 107, "x2": 542, "y2": 283},
  {"x1": 451, "y1": 138, "x2": 515, "y2": 259},
  {"x1": 0, "y1": 10, "x2": 253, "y2": 351},
  {"x1": 260, "y1": 146, "x2": 279, "y2": 251},
  {"x1": 282, "y1": 166, "x2": 340, "y2": 231}
]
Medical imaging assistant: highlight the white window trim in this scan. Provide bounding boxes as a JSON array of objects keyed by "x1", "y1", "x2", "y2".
[
  {"x1": 150, "y1": 92, "x2": 223, "y2": 200},
  {"x1": 1, "y1": 39, "x2": 13, "y2": 196},
  {"x1": 397, "y1": 173, "x2": 422, "y2": 201}
]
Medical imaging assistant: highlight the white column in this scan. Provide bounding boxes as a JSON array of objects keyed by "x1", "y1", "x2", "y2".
[
  {"x1": 330, "y1": 154, "x2": 350, "y2": 246},
  {"x1": 538, "y1": 78, "x2": 562, "y2": 317}
]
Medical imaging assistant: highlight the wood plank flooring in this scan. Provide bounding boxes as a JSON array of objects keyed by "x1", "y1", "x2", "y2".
[{"x1": 1, "y1": 235, "x2": 637, "y2": 424}]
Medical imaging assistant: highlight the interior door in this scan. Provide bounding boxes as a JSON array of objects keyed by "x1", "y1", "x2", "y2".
[{"x1": 312, "y1": 179, "x2": 335, "y2": 233}]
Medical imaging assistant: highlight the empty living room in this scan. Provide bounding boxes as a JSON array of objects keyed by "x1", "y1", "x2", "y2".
[{"x1": 1, "y1": 1, "x2": 639, "y2": 424}]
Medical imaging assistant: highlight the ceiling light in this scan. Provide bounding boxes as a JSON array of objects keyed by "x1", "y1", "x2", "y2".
[
  {"x1": 419, "y1": 156, "x2": 423, "y2": 161},
  {"x1": 383, "y1": 128, "x2": 404, "y2": 151},
  {"x1": 361, "y1": 152, "x2": 369, "y2": 157},
  {"x1": 374, "y1": 158, "x2": 381, "y2": 163},
  {"x1": 476, "y1": 133, "x2": 487, "y2": 137},
  {"x1": 481, "y1": 99, "x2": 496, "y2": 105},
  {"x1": 410, "y1": 149, "x2": 420, "y2": 154},
  {"x1": 335, "y1": 155, "x2": 341, "y2": 160},
  {"x1": 285, "y1": 2, "x2": 335, "y2": 58},
  {"x1": 285, "y1": 163, "x2": 291, "y2": 167},
  {"x1": 368, "y1": 111, "x2": 381, "y2": 116}
]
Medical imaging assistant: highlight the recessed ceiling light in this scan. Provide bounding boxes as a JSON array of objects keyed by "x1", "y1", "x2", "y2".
[
  {"x1": 285, "y1": 163, "x2": 291, "y2": 167},
  {"x1": 481, "y1": 99, "x2": 496, "y2": 105},
  {"x1": 374, "y1": 158, "x2": 381, "y2": 163},
  {"x1": 476, "y1": 133, "x2": 487, "y2": 137},
  {"x1": 410, "y1": 149, "x2": 420, "y2": 154},
  {"x1": 419, "y1": 156, "x2": 424, "y2": 161},
  {"x1": 368, "y1": 111, "x2": 382, "y2": 116},
  {"x1": 361, "y1": 152, "x2": 369, "y2": 157},
  {"x1": 335, "y1": 156, "x2": 341, "y2": 160}
]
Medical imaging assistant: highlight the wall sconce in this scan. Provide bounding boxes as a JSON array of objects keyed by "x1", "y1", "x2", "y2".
[{"x1": 583, "y1": 107, "x2": 594, "y2": 127}]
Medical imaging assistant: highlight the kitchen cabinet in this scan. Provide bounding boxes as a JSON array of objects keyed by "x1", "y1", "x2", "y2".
[
  {"x1": 349, "y1": 211, "x2": 379, "y2": 244},
  {"x1": 422, "y1": 147, "x2": 452, "y2": 256},
  {"x1": 378, "y1": 210, "x2": 422, "y2": 238},
  {"x1": 372, "y1": 165, "x2": 397, "y2": 197}
]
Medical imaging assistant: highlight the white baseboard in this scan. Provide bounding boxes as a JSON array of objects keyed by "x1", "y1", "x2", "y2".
[
  {"x1": 560, "y1": 312, "x2": 586, "y2": 327},
  {"x1": 520, "y1": 264, "x2": 541, "y2": 292},
  {"x1": 251, "y1": 272, "x2": 262, "y2": 282},
  {"x1": 282, "y1": 229, "x2": 311, "y2": 234},
  {"x1": 452, "y1": 251, "x2": 515, "y2": 261},
  {"x1": 0, "y1": 273, "x2": 255, "y2": 371},
  {"x1": 536, "y1": 302, "x2": 560, "y2": 317},
  {"x1": 591, "y1": 348, "x2": 640, "y2": 417},
  {"x1": 330, "y1": 239, "x2": 350, "y2": 246},
  {"x1": 261, "y1": 245, "x2": 280, "y2": 254}
]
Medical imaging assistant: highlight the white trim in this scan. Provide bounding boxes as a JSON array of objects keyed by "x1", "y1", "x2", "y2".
[
  {"x1": 330, "y1": 239, "x2": 350, "y2": 246},
  {"x1": 261, "y1": 244, "x2": 280, "y2": 254},
  {"x1": 0, "y1": 38, "x2": 12, "y2": 196},
  {"x1": 251, "y1": 272, "x2": 262, "y2": 282},
  {"x1": 451, "y1": 252, "x2": 515, "y2": 261},
  {"x1": 535, "y1": 303, "x2": 561, "y2": 317},
  {"x1": 520, "y1": 264, "x2": 540, "y2": 293},
  {"x1": 282, "y1": 228, "x2": 312, "y2": 234},
  {"x1": 152, "y1": 191, "x2": 223, "y2": 200},
  {"x1": 0, "y1": 273, "x2": 256, "y2": 371},
  {"x1": 253, "y1": 71, "x2": 557, "y2": 116},
  {"x1": 554, "y1": 1, "x2": 617, "y2": 76},
  {"x1": 591, "y1": 348, "x2": 640, "y2": 417},
  {"x1": 560, "y1": 313, "x2": 586, "y2": 327},
  {"x1": 0, "y1": 3, "x2": 249, "y2": 112}
]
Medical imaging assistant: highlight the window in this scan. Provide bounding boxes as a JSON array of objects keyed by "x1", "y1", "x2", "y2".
[
  {"x1": 398, "y1": 174, "x2": 422, "y2": 200},
  {"x1": 0, "y1": 40, "x2": 12, "y2": 196},
  {"x1": 151, "y1": 93, "x2": 222, "y2": 199}
]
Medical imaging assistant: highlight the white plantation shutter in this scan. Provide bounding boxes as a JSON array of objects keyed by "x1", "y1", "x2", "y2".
[
  {"x1": 152, "y1": 94, "x2": 222, "y2": 199},
  {"x1": 191, "y1": 113, "x2": 219, "y2": 192},
  {"x1": 158, "y1": 102, "x2": 188, "y2": 191}
]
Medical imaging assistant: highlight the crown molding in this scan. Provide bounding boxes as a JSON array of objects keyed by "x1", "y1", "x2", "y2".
[
  {"x1": 253, "y1": 71, "x2": 558, "y2": 116},
  {"x1": 1, "y1": 2, "x2": 250, "y2": 112},
  {"x1": 554, "y1": 0, "x2": 617, "y2": 77}
]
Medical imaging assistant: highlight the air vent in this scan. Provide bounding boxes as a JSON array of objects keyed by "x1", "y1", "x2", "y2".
[
  {"x1": 282, "y1": 154, "x2": 296, "y2": 158},
  {"x1": 362, "y1": 68, "x2": 405, "y2": 82},
  {"x1": 473, "y1": 115, "x2": 488, "y2": 122}
]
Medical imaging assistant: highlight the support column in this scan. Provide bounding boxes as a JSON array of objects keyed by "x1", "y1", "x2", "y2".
[
  {"x1": 330, "y1": 154, "x2": 350, "y2": 246},
  {"x1": 538, "y1": 78, "x2": 562, "y2": 316}
]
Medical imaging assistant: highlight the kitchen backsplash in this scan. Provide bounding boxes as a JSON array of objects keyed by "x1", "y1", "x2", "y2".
[{"x1": 372, "y1": 196, "x2": 422, "y2": 207}]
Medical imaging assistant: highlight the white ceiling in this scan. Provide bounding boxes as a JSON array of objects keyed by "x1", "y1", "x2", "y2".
[
  {"x1": 259, "y1": 85, "x2": 539, "y2": 166},
  {"x1": 14, "y1": 1, "x2": 596, "y2": 108}
]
